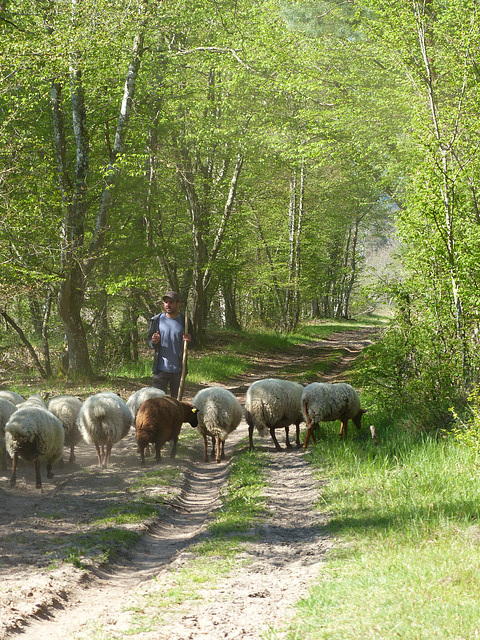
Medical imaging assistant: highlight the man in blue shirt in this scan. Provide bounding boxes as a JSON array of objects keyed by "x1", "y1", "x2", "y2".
[{"x1": 147, "y1": 291, "x2": 193, "y2": 397}]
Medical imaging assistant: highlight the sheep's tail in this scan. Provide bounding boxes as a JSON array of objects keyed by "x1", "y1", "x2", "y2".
[{"x1": 302, "y1": 398, "x2": 310, "y2": 425}]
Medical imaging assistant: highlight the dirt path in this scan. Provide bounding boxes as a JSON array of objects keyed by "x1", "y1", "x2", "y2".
[{"x1": 0, "y1": 327, "x2": 376, "y2": 639}]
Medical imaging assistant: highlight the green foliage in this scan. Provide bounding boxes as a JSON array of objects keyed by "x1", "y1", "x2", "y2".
[
  {"x1": 353, "y1": 315, "x2": 462, "y2": 432},
  {"x1": 451, "y1": 388, "x2": 480, "y2": 457}
]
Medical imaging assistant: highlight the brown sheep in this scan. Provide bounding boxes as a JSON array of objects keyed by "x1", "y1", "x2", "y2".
[{"x1": 135, "y1": 396, "x2": 198, "y2": 465}]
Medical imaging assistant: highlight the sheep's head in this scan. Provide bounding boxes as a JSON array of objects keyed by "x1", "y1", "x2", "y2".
[{"x1": 181, "y1": 402, "x2": 198, "y2": 429}]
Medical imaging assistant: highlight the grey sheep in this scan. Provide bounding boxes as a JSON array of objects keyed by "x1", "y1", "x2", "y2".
[
  {"x1": 0, "y1": 398, "x2": 17, "y2": 471},
  {"x1": 47, "y1": 395, "x2": 83, "y2": 463},
  {"x1": 126, "y1": 387, "x2": 166, "y2": 420},
  {"x1": 5, "y1": 405, "x2": 65, "y2": 488},
  {"x1": 301, "y1": 382, "x2": 366, "y2": 449},
  {"x1": 192, "y1": 387, "x2": 243, "y2": 463},
  {"x1": 0, "y1": 390, "x2": 25, "y2": 406},
  {"x1": 135, "y1": 396, "x2": 198, "y2": 465},
  {"x1": 245, "y1": 378, "x2": 304, "y2": 451},
  {"x1": 77, "y1": 392, "x2": 132, "y2": 468}
]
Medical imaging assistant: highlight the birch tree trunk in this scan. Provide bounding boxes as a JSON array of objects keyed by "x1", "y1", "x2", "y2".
[{"x1": 414, "y1": 0, "x2": 469, "y2": 387}]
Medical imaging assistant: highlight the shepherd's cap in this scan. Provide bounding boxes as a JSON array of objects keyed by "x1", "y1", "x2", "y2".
[{"x1": 162, "y1": 291, "x2": 180, "y2": 301}]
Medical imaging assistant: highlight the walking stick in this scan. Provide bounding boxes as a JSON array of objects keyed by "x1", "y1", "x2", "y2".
[{"x1": 177, "y1": 307, "x2": 189, "y2": 401}]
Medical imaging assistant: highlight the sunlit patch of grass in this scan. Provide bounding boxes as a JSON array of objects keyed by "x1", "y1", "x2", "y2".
[
  {"x1": 206, "y1": 448, "x2": 270, "y2": 538},
  {"x1": 92, "y1": 502, "x2": 159, "y2": 526},
  {"x1": 188, "y1": 354, "x2": 248, "y2": 384},
  {"x1": 278, "y1": 414, "x2": 480, "y2": 640},
  {"x1": 130, "y1": 466, "x2": 182, "y2": 491},
  {"x1": 62, "y1": 529, "x2": 141, "y2": 569}
]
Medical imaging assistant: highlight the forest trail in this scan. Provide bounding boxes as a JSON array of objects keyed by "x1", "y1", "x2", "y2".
[{"x1": 0, "y1": 326, "x2": 376, "y2": 640}]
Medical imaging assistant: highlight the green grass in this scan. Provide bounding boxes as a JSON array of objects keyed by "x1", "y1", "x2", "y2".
[
  {"x1": 202, "y1": 447, "x2": 269, "y2": 541},
  {"x1": 279, "y1": 420, "x2": 480, "y2": 640}
]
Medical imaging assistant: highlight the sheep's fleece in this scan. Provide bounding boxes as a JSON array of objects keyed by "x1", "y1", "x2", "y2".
[
  {"x1": 77, "y1": 392, "x2": 132, "y2": 445},
  {"x1": 5, "y1": 405, "x2": 65, "y2": 463},
  {"x1": 193, "y1": 387, "x2": 243, "y2": 440},
  {"x1": 245, "y1": 378, "x2": 304, "y2": 436},
  {"x1": 301, "y1": 382, "x2": 361, "y2": 423},
  {"x1": 126, "y1": 387, "x2": 166, "y2": 418}
]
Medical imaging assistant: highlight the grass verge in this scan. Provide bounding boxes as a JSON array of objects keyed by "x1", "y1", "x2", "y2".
[{"x1": 282, "y1": 422, "x2": 480, "y2": 640}]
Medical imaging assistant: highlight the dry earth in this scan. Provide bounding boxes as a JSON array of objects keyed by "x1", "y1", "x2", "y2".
[{"x1": 0, "y1": 327, "x2": 376, "y2": 640}]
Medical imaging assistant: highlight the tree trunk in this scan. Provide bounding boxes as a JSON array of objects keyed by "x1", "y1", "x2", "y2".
[
  {"x1": 51, "y1": 22, "x2": 146, "y2": 378},
  {"x1": 220, "y1": 278, "x2": 241, "y2": 330}
]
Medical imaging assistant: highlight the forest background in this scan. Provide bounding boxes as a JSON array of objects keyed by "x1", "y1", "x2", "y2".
[{"x1": 2, "y1": 0, "x2": 480, "y2": 431}]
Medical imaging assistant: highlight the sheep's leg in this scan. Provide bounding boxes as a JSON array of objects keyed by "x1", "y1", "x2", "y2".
[
  {"x1": 202, "y1": 435, "x2": 209, "y2": 462},
  {"x1": 104, "y1": 442, "x2": 113, "y2": 468},
  {"x1": 69, "y1": 445, "x2": 75, "y2": 463},
  {"x1": 284, "y1": 426, "x2": 293, "y2": 449},
  {"x1": 269, "y1": 427, "x2": 283, "y2": 451},
  {"x1": 95, "y1": 444, "x2": 103, "y2": 467},
  {"x1": 295, "y1": 423, "x2": 301, "y2": 448},
  {"x1": 154, "y1": 439, "x2": 162, "y2": 462},
  {"x1": 339, "y1": 419, "x2": 347, "y2": 439},
  {"x1": 248, "y1": 423, "x2": 255, "y2": 451},
  {"x1": 211, "y1": 436, "x2": 216, "y2": 458},
  {"x1": 139, "y1": 445, "x2": 146, "y2": 466},
  {"x1": 34, "y1": 458, "x2": 42, "y2": 489},
  {"x1": 214, "y1": 438, "x2": 225, "y2": 463},
  {"x1": 46, "y1": 460, "x2": 54, "y2": 479},
  {"x1": 303, "y1": 420, "x2": 318, "y2": 450},
  {"x1": 170, "y1": 436, "x2": 178, "y2": 458},
  {"x1": 9, "y1": 452, "x2": 18, "y2": 486}
]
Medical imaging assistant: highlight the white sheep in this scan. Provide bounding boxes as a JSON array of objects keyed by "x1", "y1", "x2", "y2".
[
  {"x1": 126, "y1": 387, "x2": 166, "y2": 420},
  {"x1": 301, "y1": 382, "x2": 366, "y2": 449},
  {"x1": 192, "y1": 387, "x2": 243, "y2": 463},
  {"x1": 135, "y1": 396, "x2": 198, "y2": 465},
  {"x1": 77, "y1": 392, "x2": 132, "y2": 468},
  {"x1": 0, "y1": 390, "x2": 25, "y2": 405},
  {"x1": 47, "y1": 395, "x2": 83, "y2": 463},
  {"x1": 0, "y1": 398, "x2": 17, "y2": 471},
  {"x1": 5, "y1": 405, "x2": 65, "y2": 488},
  {"x1": 244, "y1": 378, "x2": 304, "y2": 451},
  {"x1": 18, "y1": 394, "x2": 47, "y2": 409}
]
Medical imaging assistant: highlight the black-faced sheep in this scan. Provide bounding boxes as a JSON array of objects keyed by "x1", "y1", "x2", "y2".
[
  {"x1": 77, "y1": 392, "x2": 132, "y2": 468},
  {"x1": 5, "y1": 405, "x2": 65, "y2": 488},
  {"x1": 301, "y1": 382, "x2": 366, "y2": 449},
  {"x1": 47, "y1": 395, "x2": 83, "y2": 463},
  {"x1": 135, "y1": 396, "x2": 198, "y2": 465},
  {"x1": 192, "y1": 387, "x2": 243, "y2": 463},
  {"x1": 0, "y1": 398, "x2": 17, "y2": 471},
  {"x1": 245, "y1": 378, "x2": 304, "y2": 451},
  {"x1": 0, "y1": 390, "x2": 25, "y2": 406},
  {"x1": 126, "y1": 387, "x2": 166, "y2": 420}
]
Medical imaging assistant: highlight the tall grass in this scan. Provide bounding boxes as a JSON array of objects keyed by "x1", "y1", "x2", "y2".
[{"x1": 283, "y1": 416, "x2": 480, "y2": 640}]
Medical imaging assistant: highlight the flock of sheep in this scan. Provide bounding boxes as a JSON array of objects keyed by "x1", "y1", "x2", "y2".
[{"x1": 0, "y1": 379, "x2": 366, "y2": 489}]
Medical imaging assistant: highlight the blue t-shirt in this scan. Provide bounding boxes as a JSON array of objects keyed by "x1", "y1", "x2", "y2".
[{"x1": 157, "y1": 313, "x2": 184, "y2": 373}]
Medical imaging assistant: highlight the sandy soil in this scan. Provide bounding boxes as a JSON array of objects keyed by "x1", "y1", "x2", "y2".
[{"x1": 0, "y1": 327, "x2": 376, "y2": 640}]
